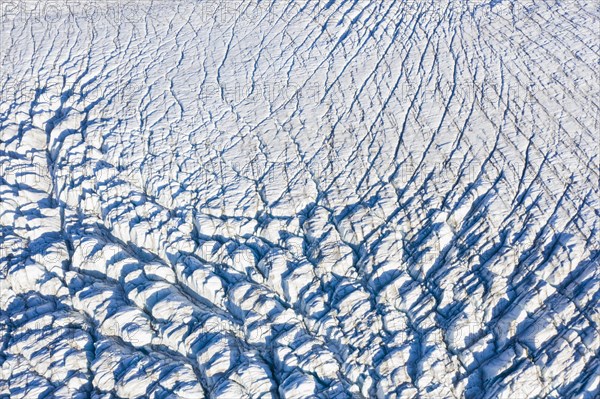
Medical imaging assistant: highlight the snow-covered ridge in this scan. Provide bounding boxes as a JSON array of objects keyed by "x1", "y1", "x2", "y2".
[{"x1": 1, "y1": 1, "x2": 598, "y2": 398}]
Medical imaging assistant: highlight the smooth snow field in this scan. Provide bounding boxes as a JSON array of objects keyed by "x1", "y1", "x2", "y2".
[{"x1": 0, "y1": 1, "x2": 598, "y2": 398}]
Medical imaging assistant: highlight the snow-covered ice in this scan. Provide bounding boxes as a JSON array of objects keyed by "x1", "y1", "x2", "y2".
[{"x1": 0, "y1": 0, "x2": 598, "y2": 398}]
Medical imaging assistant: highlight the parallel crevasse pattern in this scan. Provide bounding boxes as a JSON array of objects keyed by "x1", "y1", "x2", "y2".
[{"x1": 0, "y1": 1, "x2": 598, "y2": 398}]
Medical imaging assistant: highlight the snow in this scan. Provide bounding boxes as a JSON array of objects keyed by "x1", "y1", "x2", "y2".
[{"x1": 0, "y1": 0, "x2": 599, "y2": 398}]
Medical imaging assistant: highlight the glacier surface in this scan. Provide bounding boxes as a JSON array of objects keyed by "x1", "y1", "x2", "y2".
[{"x1": 0, "y1": 0, "x2": 598, "y2": 398}]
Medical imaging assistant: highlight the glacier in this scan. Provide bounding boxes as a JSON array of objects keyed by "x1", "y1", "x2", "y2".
[{"x1": 0, "y1": 0, "x2": 598, "y2": 398}]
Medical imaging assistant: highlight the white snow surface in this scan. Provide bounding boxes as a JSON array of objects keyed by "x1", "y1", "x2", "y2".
[{"x1": 0, "y1": 1, "x2": 599, "y2": 398}]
